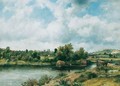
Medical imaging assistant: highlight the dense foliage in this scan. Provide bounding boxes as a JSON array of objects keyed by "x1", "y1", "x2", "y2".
[
  {"x1": 0, "y1": 47, "x2": 54, "y2": 62},
  {"x1": 22, "y1": 75, "x2": 52, "y2": 86},
  {"x1": 55, "y1": 43, "x2": 88, "y2": 62},
  {"x1": 0, "y1": 44, "x2": 88, "y2": 63}
]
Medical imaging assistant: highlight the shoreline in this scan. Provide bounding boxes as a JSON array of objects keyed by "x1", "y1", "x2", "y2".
[{"x1": 0, "y1": 62, "x2": 88, "y2": 70}]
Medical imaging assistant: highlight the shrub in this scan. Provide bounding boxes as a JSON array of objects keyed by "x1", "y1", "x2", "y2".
[
  {"x1": 33, "y1": 58, "x2": 39, "y2": 62},
  {"x1": 73, "y1": 82, "x2": 83, "y2": 86},
  {"x1": 58, "y1": 79, "x2": 71, "y2": 86},
  {"x1": 42, "y1": 57, "x2": 51, "y2": 62},
  {"x1": 56, "y1": 73, "x2": 67, "y2": 78},
  {"x1": 56, "y1": 60, "x2": 65, "y2": 68},
  {"x1": 21, "y1": 79, "x2": 38, "y2": 86},
  {"x1": 22, "y1": 75, "x2": 52, "y2": 86},
  {"x1": 75, "y1": 72, "x2": 98, "y2": 82},
  {"x1": 115, "y1": 75, "x2": 120, "y2": 83},
  {"x1": 86, "y1": 72, "x2": 98, "y2": 79},
  {"x1": 39, "y1": 75, "x2": 52, "y2": 85}
]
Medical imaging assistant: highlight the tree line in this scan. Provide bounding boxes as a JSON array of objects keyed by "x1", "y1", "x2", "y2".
[{"x1": 0, "y1": 44, "x2": 88, "y2": 63}]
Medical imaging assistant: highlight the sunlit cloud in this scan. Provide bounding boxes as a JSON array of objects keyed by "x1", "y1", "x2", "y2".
[{"x1": 0, "y1": 0, "x2": 120, "y2": 52}]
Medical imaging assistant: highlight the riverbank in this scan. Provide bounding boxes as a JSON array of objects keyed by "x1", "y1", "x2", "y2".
[
  {"x1": 0, "y1": 59, "x2": 91, "y2": 70},
  {"x1": 0, "y1": 59, "x2": 53, "y2": 68},
  {"x1": 43, "y1": 62, "x2": 120, "y2": 86}
]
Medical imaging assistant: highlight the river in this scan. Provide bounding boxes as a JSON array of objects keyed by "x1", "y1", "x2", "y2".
[
  {"x1": 0, "y1": 67, "x2": 60, "y2": 86},
  {"x1": 0, "y1": 64, "x2": 95, "y2": 86},
  {"x1": 0, "y1": 63, "x2": 117, "y2": 86}
]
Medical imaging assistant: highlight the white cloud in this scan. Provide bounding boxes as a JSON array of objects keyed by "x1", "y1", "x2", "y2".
[
  {"x1": 101, "y1": 0, "x2": 120, "y2": 22},
  {"x1": 0, "y1": 0, "x2": 120, "y2": 52}
]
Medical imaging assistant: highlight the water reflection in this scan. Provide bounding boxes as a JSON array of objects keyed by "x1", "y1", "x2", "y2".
[{"x1": 0, "y1": 67, "x2": 59, "y2": 86}]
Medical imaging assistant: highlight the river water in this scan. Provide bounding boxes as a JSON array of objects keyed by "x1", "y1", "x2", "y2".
[
  {"x1": 0, "y1": 63, "x2": 117, "y2": 86},
  {"x1": 0, "y1": 64, "x2": 96, "y2": 86},
  {"x1": 0, "y1": 67, "x2": 60, "y2": 86}
]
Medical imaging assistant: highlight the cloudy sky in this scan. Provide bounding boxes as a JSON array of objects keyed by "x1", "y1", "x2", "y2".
[{"x1": 0, "y1": 0, "x2": 120, "y2": 52}]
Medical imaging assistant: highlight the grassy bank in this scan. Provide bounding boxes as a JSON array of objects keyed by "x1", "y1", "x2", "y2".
[
  {"x1": 0, "y1": 59, "x2": 53, "y2": 67},
  {"x1": 0, "y1": 59, "x2": 89, "y2": 70},
  {"x1": 43, "y1": 62, "x2": 120, "y2": 86}
]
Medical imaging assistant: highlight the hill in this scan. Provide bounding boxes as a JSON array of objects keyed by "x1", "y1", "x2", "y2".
[{"x1": 93, "y1": 49, "x2": 120, "y2": 55}]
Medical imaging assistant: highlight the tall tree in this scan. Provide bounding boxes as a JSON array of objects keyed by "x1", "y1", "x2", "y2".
[
  {"x1": 72, "y1": 47, "x2": 88, "y2": 60},
  {"x1": 56, "y1": 43, "x2": 73, "y2": 61},
  {"x1": 5, "y1": 46, "x2": 10, "y2": 53}
]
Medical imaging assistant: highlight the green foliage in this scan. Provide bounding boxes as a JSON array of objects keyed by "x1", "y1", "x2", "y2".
[
  {"x1": 32, "y1": 51, "x2": 40, "y2": 59},
  {"x1": 55, "y1": 44, "x2": 88, "y2": 63},
  {"x1": 54, "y1": 48, "x2": 57, "y2": 54},
  {"x1": 109, "y1": 53, "x2": 113, "y2": 58},
  {"x1": 56, "y1": 43, "x2": 73, "y2": 61},
  {"x1": 5, "y1": 46, "x2": 10, "y2": 53},
  {"x1": 86, "y1": 72, "x2": 98, "y2": 79},
  {"x1": 0, "y1": 47, "x2": 42, "y2": 62},
  {"x1": 0, "y1": 44, "x2": 89, "y2": 64},
  {"x1": 22, "y1": 75, "x2": 52, "y2": 86},
  {"x1": 56, "y1": 73, "x2": 67, "y2": 78},
  {"x1": 42, "y1": 57, "x2": 50, "y2": 62},
  {"x1": 115, "y1": 75, "x2": 120, "y2": 83},
  {"x1": 73, "y1": 48, "x2": 88, "y2": 61},
  {"x1": 58, "y1": 79, "x2": 71, "y2": 86},
  {"x1": 21, "y1": 79, "x2": 38, "y2": 86},
  {"x1": 39, "y1": 75, "x2": 52, "y2": 85},
  {"x1": 75, "y1": 72, "x2": 98, "y2": 82},
  {"x1": 96, "y1": 65, "x2": 110, "y2": 73}
]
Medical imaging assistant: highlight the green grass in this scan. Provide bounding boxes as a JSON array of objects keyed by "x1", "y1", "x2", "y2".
[{"x1": 0, "y1": 59, "x2": 51, "y2": 66}]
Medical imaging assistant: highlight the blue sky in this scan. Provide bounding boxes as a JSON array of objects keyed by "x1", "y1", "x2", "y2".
[{"x1": 0, "y1": 0, "x2": 120, "y2": 52}]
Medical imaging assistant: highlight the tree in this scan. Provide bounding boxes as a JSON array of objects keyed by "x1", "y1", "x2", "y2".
[
  {"x1": 25, "y1": 49, "x2": 28, "y2": 53},
  {"x1": 32, "y1": 51, "x2": 40, "y2": 60},
  {"x1": 6, "y1": 53, "x2": 11, "y2": 60},
  {"x1": 109, "y1": 53, "x2": 112, "y2": 58},
  {"x1": 78, "y1": 47, "x2": 85, "y2": 59},
  {"x1": 54, "y1": 48, "x2": 57, "y2": 54},
  {"x1": 5, "y1": 46, "x2": 10, "y2": 53},
  {"x1": 72, "y1": 51, "x2": 79, "y2": 61},
  {"x1": 56, "y1": 43, "x2": 73, "y2": 61},
  {"x1": 72, "y1": 47, "x2": 88, "y2": 60},
  {"x1": 84, "y1": 51, "x2": 88, "y2": 59}
]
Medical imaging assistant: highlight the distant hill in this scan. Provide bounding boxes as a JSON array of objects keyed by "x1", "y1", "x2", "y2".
[{"x1": 93, "y1": 49, "x2": 120, "y2": 55}]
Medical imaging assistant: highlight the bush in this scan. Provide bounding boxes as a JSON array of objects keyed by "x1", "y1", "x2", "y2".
[
  {"x1": 56, "y1": 73, "x2": 67, "y2": 78},
  {"x1": 21, "y1": 79, "x2": 38, "y2": 86},
  {"x1": 75, "y1": 72, "x2": 98, "y2": 82},
  {"x1": 39, "y1": 75, "x2": 52, "y2": 85},
  {"x1": 86, "y1": 72, "x2": 98, "y2": 79},
  {"x1": 73, "y1": 82, "x2": 83, "y2": 86},
  {"x1": 33, "y1": 58, "x2": 39, "y2": 62},
  {"x1": 22, "y1": 75, "x2": 52, "y2": 86},
  {"x1": 58, "y1": 79, "x2": 71, "y2": 86},
  {"x1": 115, "y1": 75, "x2": 120, "y2": 83},
  {"x1": 42, "y1": 57, "x2": 51, "y2": 62}
]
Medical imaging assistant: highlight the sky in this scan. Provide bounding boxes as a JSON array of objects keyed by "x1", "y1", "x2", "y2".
[{"x1": 0, "y1": 0, "x2": 120, "y2": 52}]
